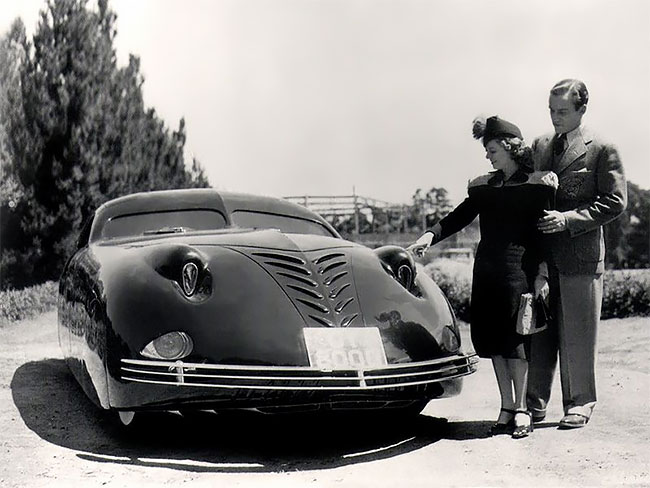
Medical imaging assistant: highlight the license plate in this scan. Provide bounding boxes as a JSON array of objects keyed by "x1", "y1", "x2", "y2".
[{"x1": 303, "y1": 327, "x2": 387, "y2": 370}]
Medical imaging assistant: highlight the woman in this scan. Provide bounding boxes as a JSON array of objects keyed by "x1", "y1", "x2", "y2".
[{"x1": 409, "y1": 116, "x2": 557, "y2": 439}]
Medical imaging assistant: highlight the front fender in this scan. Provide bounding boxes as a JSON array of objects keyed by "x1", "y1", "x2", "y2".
[{"x1": 97, "y1": 244, "x2": 312, "y2": 382}]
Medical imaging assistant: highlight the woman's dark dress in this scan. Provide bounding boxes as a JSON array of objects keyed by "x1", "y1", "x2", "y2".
[{"x1": 438, "y1": 170, "x2": 557, "y2": 359}]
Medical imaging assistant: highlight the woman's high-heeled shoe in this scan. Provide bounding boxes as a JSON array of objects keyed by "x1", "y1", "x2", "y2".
[
  {"x1": 489, "y1": 408, "x2": 515, "y2": 436},
  {"x1": 512, "y1": 409, "x2": 534, "y2": 439}
]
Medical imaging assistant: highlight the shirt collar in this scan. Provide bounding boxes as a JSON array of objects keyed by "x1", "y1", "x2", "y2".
[{"x1": 561, "y1": 125, "x2": 581, "y2": 147}]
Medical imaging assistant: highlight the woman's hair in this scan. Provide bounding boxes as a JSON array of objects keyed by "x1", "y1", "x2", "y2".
[
  {"x1": 472, "y1": 116, "x2": 534, "y2": 171},
  {"x1": 498, "y1": 137, "x2": 534, "y2": 172}
]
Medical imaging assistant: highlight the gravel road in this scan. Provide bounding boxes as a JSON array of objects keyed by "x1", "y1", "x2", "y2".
[{"x1": 1, "y1": 311, "x2": 648, "y2": 487}]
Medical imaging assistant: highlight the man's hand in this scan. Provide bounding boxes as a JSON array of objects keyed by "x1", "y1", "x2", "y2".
[{"x1": 537, "y1": 210, "x2": 567, "y2": 234}]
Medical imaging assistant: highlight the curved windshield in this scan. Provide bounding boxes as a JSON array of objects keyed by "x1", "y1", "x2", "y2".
[
  {"x1": 102, "y1": 209, "x2": 227, "y2": 239},
  {"x1": 230, "y1": 210, "x2": 334, "y2": 237}
]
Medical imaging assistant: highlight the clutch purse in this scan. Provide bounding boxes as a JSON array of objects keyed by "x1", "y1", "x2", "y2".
[{"x1": 516, "y1": 293, "x2": 551, "y2": 335}]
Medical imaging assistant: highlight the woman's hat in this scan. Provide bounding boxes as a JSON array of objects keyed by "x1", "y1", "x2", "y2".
[{"x1": 472, "y1": 115, "x2": 522, "y2": 144}]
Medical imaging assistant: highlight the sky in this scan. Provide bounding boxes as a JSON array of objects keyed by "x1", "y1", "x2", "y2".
[{"x1": 2, "y1": 0, "x2": 649, "y2": 205}]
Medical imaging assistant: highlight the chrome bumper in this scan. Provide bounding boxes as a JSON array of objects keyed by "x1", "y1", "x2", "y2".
[{"x1": 120, "y1": 354, "x2": 478, "y2": 391}]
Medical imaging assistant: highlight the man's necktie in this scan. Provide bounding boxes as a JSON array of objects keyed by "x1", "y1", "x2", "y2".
[{"x1": 553, "y1": 133, "x2": 567, "y2": 156}]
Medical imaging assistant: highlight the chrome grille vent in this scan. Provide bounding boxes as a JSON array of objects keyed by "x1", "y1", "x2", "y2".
[{"x1": 249, "y1": 249, "x2": 360, "y2": 327}]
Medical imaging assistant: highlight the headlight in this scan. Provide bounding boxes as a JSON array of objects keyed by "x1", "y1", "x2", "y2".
[{"x1": 141, "y1": 331, "x2": 194, "y2": 360}]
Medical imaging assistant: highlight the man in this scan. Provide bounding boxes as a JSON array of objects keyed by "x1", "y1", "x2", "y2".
[{"x1": 527, "y1": 79, "x2": 627, "y2": 429}]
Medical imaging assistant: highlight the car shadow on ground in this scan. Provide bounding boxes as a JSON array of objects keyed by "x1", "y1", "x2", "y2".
[{"x1": 12, "y1": 359, "x2": 492, "y2": 473}]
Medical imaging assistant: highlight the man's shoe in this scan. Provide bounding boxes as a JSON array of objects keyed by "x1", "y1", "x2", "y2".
[{"x1": 558, "y1": 413, "x2": 589, "y2": 429}]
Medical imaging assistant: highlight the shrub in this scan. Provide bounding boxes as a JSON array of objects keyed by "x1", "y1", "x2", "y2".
[
  {"x1": 423, "y1": 259, "x2": 650, "y2": 321},
  {"x1": 423, "y1": 259, "x2": 473, "y2": 322},
  {"x1": 601, "y1": 270, "x2": 650, "y2": 318},
  {"x1": 0, "y1": 281, "x2": 58, "y2": 324}
]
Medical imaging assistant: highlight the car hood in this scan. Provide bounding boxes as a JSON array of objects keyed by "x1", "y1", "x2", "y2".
[{"x1": 93, "y1": 229, "x2": 457, "y2": 367}]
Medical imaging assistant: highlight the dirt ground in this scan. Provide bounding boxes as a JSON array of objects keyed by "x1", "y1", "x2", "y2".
[{"x1": 0, "y1": 311, "x2": 648, "y2": 488}]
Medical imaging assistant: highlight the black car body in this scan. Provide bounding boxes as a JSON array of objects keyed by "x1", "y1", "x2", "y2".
[{"x1": 58, "y1": 189, "x2": 477, "y2": 423}]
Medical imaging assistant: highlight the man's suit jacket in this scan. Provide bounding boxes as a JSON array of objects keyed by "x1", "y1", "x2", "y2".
[{"x1": 532, "y1": 127, "x2": 627, "y2": 274}]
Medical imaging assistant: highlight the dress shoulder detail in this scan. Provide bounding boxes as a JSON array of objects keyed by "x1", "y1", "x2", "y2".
[
  {"x1": 467, "y1": 173, "x2": 493, "y2": 189},
  {"x1": 528, "y1": 170, "x2": 558, "y2": 189}
]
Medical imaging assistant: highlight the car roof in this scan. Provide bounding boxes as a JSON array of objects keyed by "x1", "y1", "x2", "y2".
[
  {"x1": 219, "y1": 191, "x2": 326, "y2": 221},
  {"x1": 89, "y1": 188, "x2": 338, "y2": 242}
]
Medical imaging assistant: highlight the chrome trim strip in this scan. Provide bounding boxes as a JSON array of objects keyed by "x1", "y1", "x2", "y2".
[
  {"x1": 121, "y1": 368, "x2": 361, "y2": 381},
  {"x1": 120, "y1": 354, "x2": 478, "y2": 390},
  {"x1": 121, "y1": 353, "x2": 477, "y2": 371},
  {"x1": 121, "y1": 369, "x2": 476, "y2": 391},
  {"x1": 121, "y1": 362, "x2": 468, "y2": 381}
]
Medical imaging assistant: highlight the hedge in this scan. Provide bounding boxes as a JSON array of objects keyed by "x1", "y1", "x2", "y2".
[
  {"x1": 601, "y1": 270, "x2": 650, "y2": 318},
  {"x1": 0, "y1": 281, "x2": 58, "y2": 325},
  {"x1": 424, "y1": 259, "x2": 650, "y2": 322}
]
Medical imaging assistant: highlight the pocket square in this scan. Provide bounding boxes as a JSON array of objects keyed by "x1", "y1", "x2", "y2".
[{"x1": 573, "y1": 167, "x2": 590, "y2": 173}]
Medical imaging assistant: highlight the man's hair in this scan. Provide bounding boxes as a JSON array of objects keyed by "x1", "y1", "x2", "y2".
[{"x1": 550, "y1": 79, "x2": 589, "y2": 110}]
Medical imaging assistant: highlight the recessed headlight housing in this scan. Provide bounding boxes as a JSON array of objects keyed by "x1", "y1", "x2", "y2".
[{"x1": 141, "y1": 331, "x2": 194, "y2": 360}]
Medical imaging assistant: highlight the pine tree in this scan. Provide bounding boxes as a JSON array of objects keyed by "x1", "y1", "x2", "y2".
[{"x1": 1, "y1": 0, "x2": 210, "y2": 289}]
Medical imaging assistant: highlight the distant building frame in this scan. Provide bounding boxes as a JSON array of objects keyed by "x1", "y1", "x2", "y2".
[
  {"x1": 284, "y1": 193, "x2": 418, "y2": 234},
  {"x1": 285, "y1": 193, "x2": 479, "y2": 259}
]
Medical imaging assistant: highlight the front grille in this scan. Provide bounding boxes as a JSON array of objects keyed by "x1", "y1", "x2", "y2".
[
  {"x1": 247, "y1": 249, "x2": 361, "y2": 327},
  {"x1": 120, "y1": 354, "x2": 478, "y2": 390}
]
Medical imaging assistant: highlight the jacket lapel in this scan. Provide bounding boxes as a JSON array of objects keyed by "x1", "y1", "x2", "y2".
[{"x1": 555, "y1": 127, "x2": 592, "y2": 174}]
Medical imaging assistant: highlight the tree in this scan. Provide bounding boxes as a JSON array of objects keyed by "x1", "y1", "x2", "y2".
[
  {"x1": 407, "y1": 187, "x2": 454, "y2": 232},
  {"x1": 605, "y1": 182, "x2": 650, "y2": 269},
  {"x1": 625, "y1": 182, "x2": 650, "y2": 268},
  {"x1": 1, "y1": 0, "x2": 209, "y2": 289},
  {"x1": 0, "y1": 19, "x2": 29, "y2": 287}
]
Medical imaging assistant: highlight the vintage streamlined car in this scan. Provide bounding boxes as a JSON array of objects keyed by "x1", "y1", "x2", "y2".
[{"x1": 58, "y1": 189, "x2": 477, "y2": 425}]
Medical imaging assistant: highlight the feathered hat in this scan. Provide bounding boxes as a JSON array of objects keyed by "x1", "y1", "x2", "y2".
[{"x1": 472, "y1": 115, "x2": 522, "y2": 145}]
